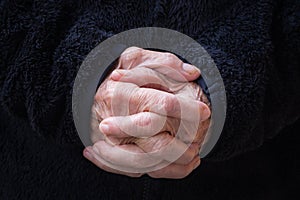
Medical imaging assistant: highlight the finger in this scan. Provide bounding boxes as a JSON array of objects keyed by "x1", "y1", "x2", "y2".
[
  {"x1": 100, "y1": 111, "x2": 207, "y2": 145},
  {"x1": 148, "y1": 156, "x2": 201, "y2": 179},
  {"x1": 100, "y1": 113, "x2": 205, "y2": 146},
  {"x1": 94, "y1": 80, "x2": 139, "y2": 116},
  {"x1": 118, "y1": 47, "x2": 200, "y2": 82},
  {"x1": 135, "y1": 132, "x2": 199, "y2": 165},
  {"x1": 137, "y1": 88, "x2": 210, "y2": 121},
  {"x1": 99, "y1": 112, "x2": 172, "y2": 140},
  {"x1": 111, "y1": 84, "x2": 211, "y2": 121},
  {"x1": 83, "y1": 147, "x2": 143, "y2": 177},
  {"x1": 111, "y1": 68, "x2": 189, "y2": 93},
  {"x1": 111, "y1": 68, "x2": 174, "y2": 92},
  {"x1": 91, "y1": 140, "x2": 162, "y2": 169},
  {"x1": 98, "y1": 79, "x2": 210, "y2": 121}
]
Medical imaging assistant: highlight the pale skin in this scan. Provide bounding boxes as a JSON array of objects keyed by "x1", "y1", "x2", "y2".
[{"x1": 84, "y1": 47, "x2": 211, "y2": 179}]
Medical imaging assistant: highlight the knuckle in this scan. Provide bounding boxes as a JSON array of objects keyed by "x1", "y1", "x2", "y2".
[
  {"x1": 120, "y1": 47, "x2": 142, "y2": 63},
  {"x1": 133, "y1": 113, "x2": 152, "y2": 127},
  {"x1": 129, "y1": 88, "x2": 145, "y2": 112},
  {"x1": 163, "y1": 52, "x2": 179, "y2": 64},
  {"x1": 129, "y1": 95, "x2": 141, "y2": 113},
  {"x1": 94, "y1": 90, "x2": 103, "y2": 102},
  {"x1": 94, "y1": 82, "x2": 112, "y2": 102},
  {"x1": 122, "y1": 46, "x2": 141, "y2": 54},
  {"x1": 95, "y1": 91, "x2": 112, "y2": 110},
  {"x1": 163, "y1": 95, "x2": 177, "y2": 114}
]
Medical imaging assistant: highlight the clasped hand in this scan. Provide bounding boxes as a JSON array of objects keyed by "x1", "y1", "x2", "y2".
[{"x1": 84, "y1": 47, "x2": 211, "y2": 179}]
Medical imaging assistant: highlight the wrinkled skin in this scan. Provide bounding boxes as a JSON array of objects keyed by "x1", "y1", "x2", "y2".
[{"x1": 84, "y1": 47, "x2": 211, "y2": 179}]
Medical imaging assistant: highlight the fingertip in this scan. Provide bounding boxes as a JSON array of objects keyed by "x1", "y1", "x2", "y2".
[
  {"x1": 203, "y1": 105, "x2": 211, "y2": 120},
  {"x1": 182, "y1": 63, "x2": 201, "y2": 79},
  {"x1": 99, "y1": 118, "x2": 120, "y2": 137},
  {"x1": 199, "y1": 102, "x2": 211, "y2": 121},
  {"x1": 83, "y1": 146, "x2": 94, "y2": 160},
  {"x1": 111, "y1": 69, "x2": 124, "y2": 80}
]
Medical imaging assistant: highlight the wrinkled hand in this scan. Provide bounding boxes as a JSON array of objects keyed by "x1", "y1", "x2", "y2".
[{"x1": 84, "y1": 47, "x2": 211, "y2": 179}]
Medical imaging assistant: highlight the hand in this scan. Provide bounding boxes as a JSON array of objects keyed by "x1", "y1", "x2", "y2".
[
  {"x1": 103, "y1": 68, "x2": 211, "y2": 145},
  {"x1": 85, "y1": 47, "x2": 211, "y2": 178},
  {"x1": 90, "y1": 47, "x2": 206, "y2": 143}
]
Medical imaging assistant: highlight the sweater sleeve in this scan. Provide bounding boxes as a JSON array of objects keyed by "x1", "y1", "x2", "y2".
[
  {"x1": 201, "y1": 0, "x2": 300, "y2": 161},
  {"x1": 0, "y1": 0, "x2": 113, "y2": 143},
  {"x1": 1, "y1": 0, "x2": 298, "y2": 159}
]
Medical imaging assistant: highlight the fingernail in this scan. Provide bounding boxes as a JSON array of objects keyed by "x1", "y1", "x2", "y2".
[
  {"x1": 99, "y1": 123, "x2": 110, "y2": 133},
  {"x1": 182, "y1": 63, "x2": 200, "y2": 75}
]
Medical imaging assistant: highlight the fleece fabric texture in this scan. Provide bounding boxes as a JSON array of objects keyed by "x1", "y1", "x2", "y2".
[{"x1": 0, "y1": 0, "x2": 299, "y2": 199}]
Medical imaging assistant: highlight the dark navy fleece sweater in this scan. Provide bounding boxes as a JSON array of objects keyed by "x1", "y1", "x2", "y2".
[{"x1": 0, "y1": 0, "x2": 299, "y2": 199}]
